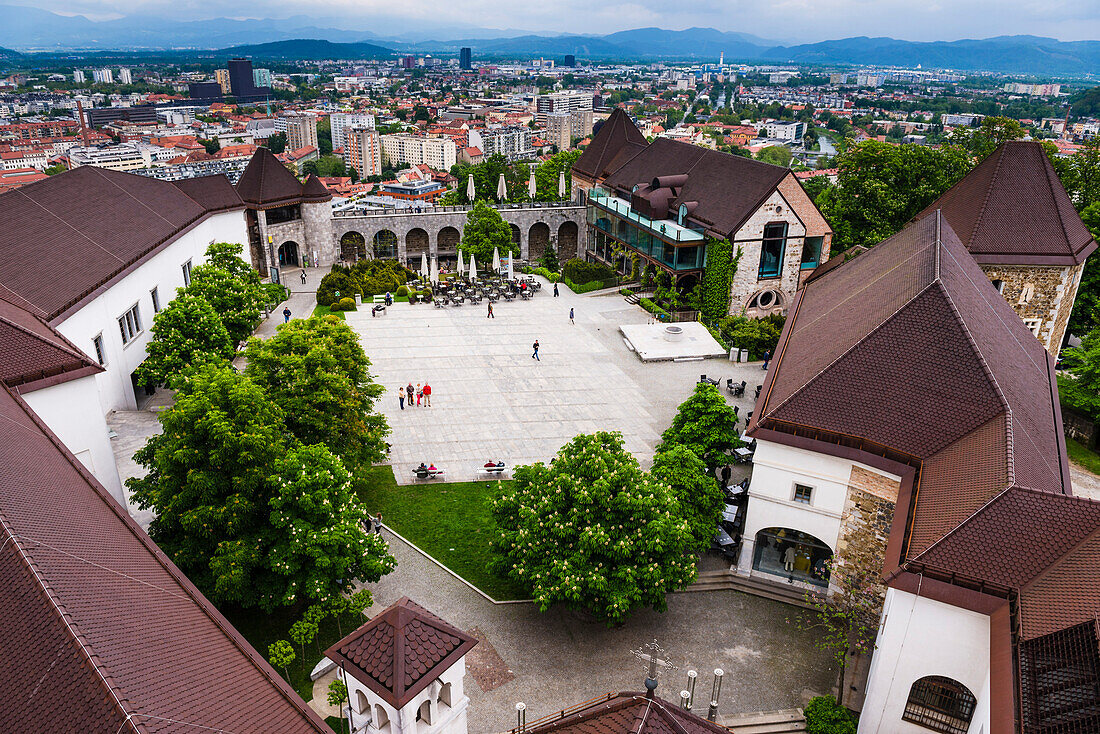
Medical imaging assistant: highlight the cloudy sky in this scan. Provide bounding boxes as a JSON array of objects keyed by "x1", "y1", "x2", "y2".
[{"x1": 27, "y1": 0, "x2": 1100, "y2": 42}]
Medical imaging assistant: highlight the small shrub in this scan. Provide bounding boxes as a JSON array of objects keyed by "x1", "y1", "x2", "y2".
[
  {"x1": 619, "y1": 287, "x2": 634, "y2": 296},
  {"x1": 395, "y1": 285, "x2": 409, "y2": 297},
  {"x1": 532, "y1": 266, "x2": 560, "y2": 282},
  {"x1": 562, "y1": 258, "x2": 615, "y2": 285},
  {"x1": 804, "y1": 696, "x2": 856, "y2": 734},
  {"x1": 317, "y1": 272, "x2": 354, "y2": 307},
  {"x1": 418, "y1": 288, "x2": 432, "y2": 302},
  {"x1": 639, "y1": 297, "x2": 669, "y2": 320},
  {"x1": 263, "y1": 282, "x2": 288, "y2": 305},
  {"x1": 330, "y1": 297, "x2": 358, "y2": 312}
]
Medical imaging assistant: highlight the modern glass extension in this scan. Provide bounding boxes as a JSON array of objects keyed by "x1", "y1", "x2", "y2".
[{"x1": 587, "y1": 189, "x2": 705, "y2": 271}]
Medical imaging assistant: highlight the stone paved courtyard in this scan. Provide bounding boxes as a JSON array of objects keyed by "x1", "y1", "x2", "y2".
[{"x1": 346, "y1": 278, "x2": 768, "y2": 483}]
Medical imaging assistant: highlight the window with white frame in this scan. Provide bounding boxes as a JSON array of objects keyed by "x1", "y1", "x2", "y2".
[
  {"x1": 792, "y1": 484, "x2": 813, "y2": 504},
  {"x1": 92, "y1": 334, "x2": 106, "y2": 366},
  {"x1": 150, "y1": 286, "x2": 161, "y2": 313},
  {"x1": 1022, "y1": 318, "x2": 1042, "y2": 337},
  {"x1": 182, "y1": 259, "x2": 193, "y2": 286},
  {"x1": 118, "y1": 304, "x2": 142, "y2": 345}
]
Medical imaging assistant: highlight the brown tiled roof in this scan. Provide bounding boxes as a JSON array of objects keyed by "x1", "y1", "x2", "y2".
[
  {"x1": 753, "y1": 212, "x2": 1068, "y2": 557},
  {"x1": 300, "y1": 173, "x2": 334, "y2": 203},
  {"x1": 524, "y1": 692, "x2": 733, "y2": 734},
  {"x1": 325, "y1": 596, "x2": 477, "y2": 709},
  {"x1": 572, "y1": 108, "x2": 647, "y2": 182},
  {"x1": 916, "y1": 140, "x2": 1096, "y2": 266},
  {"x1": 0, "y1": 297, "x2": 100, "y2": 390},
  {"x1": 0, "y1": 166, "x2": 243, "y2": 323},
  {"x1": 598, "y1": 138, "x2": 791, "y2": 238},
  {"x1": 236, "y1": 146, "x2": 307, "y2": 208},
  {"x1": 171, "y1": 173, "x2": 246, "y2": 211},
  {"x1": 0, "y1": 383, "x2": 330, "y2": 733}
]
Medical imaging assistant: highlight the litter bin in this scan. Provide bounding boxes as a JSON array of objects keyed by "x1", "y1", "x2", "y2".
[
  {"x1": 739, "y1": 349, "x2": 749, "y2": 362},
  {"x1": 355, "y1": 294, "x2": 362, "y2": 306}
]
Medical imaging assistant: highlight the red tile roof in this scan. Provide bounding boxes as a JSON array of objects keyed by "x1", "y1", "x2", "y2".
[
  {"x1": 572, "y1": 108, "x2": 647, "y2": 183},
  {"x1": 0, "y1": 297, "x2": 100, "y2": 390},
  {"x1": 523, "y1": 692, "x2": 734, "y2": 734},
  {"x1": 0, "y1": 382, "x2": 331, "y2": 733},
  {"x1": 917, "y1": 141, "x2": 1096, "y2": 266},
  {"x1": 325, "y1": 597, "x2": 476, "y2": 709},
  {"x1": 0, "y1": 166, "x2": 244, "y2": 323},
  {"x1": 236, "y1": 147, "x2": 330, "y2": 207}
]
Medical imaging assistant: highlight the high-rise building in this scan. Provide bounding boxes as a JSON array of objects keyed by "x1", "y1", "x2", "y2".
[
  {"x1": 73, "y1": 69, "x2": 86, "y2": 84},
  {"x1": 253, "y1": 68, "x2": 273, "y2": 89},
  {"x1": 118, "y1": 68, "x2": 132, "y2": 85},
  {"x1": 92, "y1": 68, "x2": 114, "y2": 84},
  {"x1": 571, "y1": 108, "x2": 594, "y2": 139},
  {"x1": 228, "y1": 58, "x2": 259, "y2": 98},
  {"x1": 380, "y1": 134, "x2": 457, "y2": 170},
  {"x1": 476, "y1": 126, "x2": 535, "y2": 161},
  {"x1": 545, "y1": 112, "x2": 572, "y2": 151},
  {"x1": 535, "y1": 90, "x2": 593, "y2": 125},
  {"x1": 330, "y1": 112, "x2": 376, "y2": 151},
  {"x1": 214, "y1": 68, "x2": 231, "y2": 94},
  {"x1": 401, "y1": 56, "x2": 416, "y2": 70},
  {"x1": 564, "y1": 54, "x2": 576, "y2": 67},
  {"x1": 281, "y1": 112, "x2": 318, "y2": 152},
  {"x1": 347, "y1": 128, "x2": 383, "y2": 178},
  {"x1": 459, "y1": 47, "x2": 472, "y2": 70}
]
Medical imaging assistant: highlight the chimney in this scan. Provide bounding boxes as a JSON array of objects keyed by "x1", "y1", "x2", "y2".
[
  {"x1": 76, "y1": 100, "x2": 90, "y2": 147},
  {"x1": 516, "y1": 702, "x2": 526, "y2": 733},
  {"x1": 706, "y1": 669, "x2": 724, "y2": 722}
]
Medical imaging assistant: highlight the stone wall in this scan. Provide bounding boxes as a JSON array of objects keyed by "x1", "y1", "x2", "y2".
[
  {"x1": 303, "y1": 201, "x2": 335, "y2": 266},
  {"x1": 833, "y1": 466, "x2": 899, "y2": 600},
  {"x1": 980, "y1": 263, "x2": 1081, "y2": 354}
]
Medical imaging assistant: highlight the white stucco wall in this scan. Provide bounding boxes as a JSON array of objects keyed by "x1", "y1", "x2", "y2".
[
  {"x1": 54, "y1": 212, "x2": 249, "y2": 415},
  {"x1": 343, "y1": 657, "x2": 469, "y2": 734},
  {"x1": 859, "y1": 588, "x2": 990, "y2": 734},
  {"x1": 21, "y1": 373, "x2": 124, "y2": 504}
]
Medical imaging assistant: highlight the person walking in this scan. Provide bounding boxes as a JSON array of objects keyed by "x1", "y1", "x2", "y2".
[
  {"x1": 569, "y1": 307, "x2": 574, "y2": 325},
  {"x1": 282, "y1": 306, "x2": 291, "y2": 323},
  {"x1": 762, "y1": 350, "x2": 772, "y2": 370},
  {"x1": 487, "y1": 302, "x2": 494, "y2": 318},
  {"x1": 416, "y1": 383, "x2": 423, "y2": 406},
  {"x1": 553, "y1": 282, "x2": 559, "y2": 297},
  {"x1": 423, "y1": 382, "x2": 432, "y2": 407},
  {"x1": 372, "y1": 513, "x2": 383, "y2": 534},
  {"x1": 398, "y1": 386, "x2": 405, "y2": 410},
  {"x1": 300, "y1": 270, "x2": 307, "y2": 285},
  {"x1": 406, "y1": 382, "x2": 414, "y2": 407},
  {"x1": 532, "y1": 339, "x2": 540, "y2": 360}
]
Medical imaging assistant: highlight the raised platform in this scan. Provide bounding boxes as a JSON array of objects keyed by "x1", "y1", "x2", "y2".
[{"x1": 619, "y1": 322, "x2": 729, "y2": 362}]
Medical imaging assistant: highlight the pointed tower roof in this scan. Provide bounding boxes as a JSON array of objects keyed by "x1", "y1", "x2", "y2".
[
  {"x1": 236, "y1": 147, "x2": 307, "y2": 208},
  {"x1": 572, "y1": 108, "x2": 647, "y2": 183},
  {"x1": 324, "y1": 597, "x2": 477, "y2": 709},
  {"x1": 916, "y1": 140, "x2": 1096, "y2": 266},
  {"x1": 300, "y1": 173, "x2": 333, "y2": 203}
]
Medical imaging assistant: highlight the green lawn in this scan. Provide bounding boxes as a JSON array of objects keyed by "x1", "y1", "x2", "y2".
[
  {"x1": 311, "y1": 304, "x2": 346, "y2": 320},
  {"x1": 1067, "y1": 438, "x2": 1100, "y2": 476},
  {"x1": 221, "y1": 602, "x2": 366, "y2": 702},
  {"x1": 355, "y1": 465, "x2": 528, "y2": 601}
]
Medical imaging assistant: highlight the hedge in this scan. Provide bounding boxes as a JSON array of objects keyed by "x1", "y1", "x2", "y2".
[
  {"x1": 804, "y1": 696, "x2": 856, "y2": 734},
  {"x1": 562, "y1": 276, "x2": 613, "y2": 294},
  {"x1": 639, "y1": 298, "x2": 669, "y2": 320},
  {"x1": 562, "y1": 258, "x2": 616, "y2": 285},
  {"x1": 531, "y1": 267, "x2": 560, "y2": 283}
]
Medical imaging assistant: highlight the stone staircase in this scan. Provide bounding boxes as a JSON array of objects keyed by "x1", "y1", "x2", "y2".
[
  {"x1": 718, "y1": 708, "x2": 806, "y2": 733},
  {"x1": 683, "y1": 570, "x2": 822, "y2": 609},
  {"x1": 624, "y1": 292, "x2": 641, "y2": 304}
]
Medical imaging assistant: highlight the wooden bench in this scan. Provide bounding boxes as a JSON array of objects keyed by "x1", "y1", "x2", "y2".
[
  {"x1": 411, "y1": 469, "x2": 446, "y2": 481},
  {"x1": 476, "y1": 465, "x2": 509, "y2": 480}
]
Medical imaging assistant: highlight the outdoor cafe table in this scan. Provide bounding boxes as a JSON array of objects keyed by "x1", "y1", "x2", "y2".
[
  {"x1": 722, "y1": 505, "x2": 741, "y2": 524},
  {"x1": 734, "y1": 446, "x2": 753, "y2": 461},
  {"x1": 714, "y1": 527, "x2": 736, "y2": 547}
]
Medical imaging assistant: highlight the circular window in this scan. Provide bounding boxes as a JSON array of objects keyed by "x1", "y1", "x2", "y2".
[{"x1": 757, "y1": 290, "x2": 777, "y2": 309}]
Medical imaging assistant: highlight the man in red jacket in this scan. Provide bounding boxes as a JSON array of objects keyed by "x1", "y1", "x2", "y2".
[{"x1": 423, "y1": 382, "x2": 432, "y2": 407}]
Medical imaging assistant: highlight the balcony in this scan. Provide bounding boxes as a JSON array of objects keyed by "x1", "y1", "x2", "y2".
[{"x1": 587, "y1": 190, "x2": 705, "y2": 271}]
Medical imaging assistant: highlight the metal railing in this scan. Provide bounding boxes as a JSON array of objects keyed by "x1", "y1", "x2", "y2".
[{"x1": 333, "y1": 199, "x2": 581, "y2": 218}]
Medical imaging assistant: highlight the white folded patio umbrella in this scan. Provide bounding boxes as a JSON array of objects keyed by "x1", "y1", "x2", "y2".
[
  {"x1": 492, "y1": 247, "x2": 500, "y2": 275},
  {"x1": 496, "y1": 173, "x2": 507, "y2": 201},
  {"x1": 506, "y1": 252, "x2": 514, "y2": 280},
  {"x1": 558, "y1": 170, "x2": 567, "y2": 199},
  {"x1": 457, "y1": 249, "x2": 465, "y2": 276},
  {"x1": 528, "y1": 170, "x2": 536, "y2": 199},
  {"x1": 468, "y1": 253, "x2": 478, "y2": 278},
  {"x1": 431, "y1": 254, "x2": 439, "y2": 284},
  {"x1": 466, "y1": 174, "x2": 475, "y2": 201},
  {"x1": 420, "y1": 252, "x2": 429, "y2": 279}
]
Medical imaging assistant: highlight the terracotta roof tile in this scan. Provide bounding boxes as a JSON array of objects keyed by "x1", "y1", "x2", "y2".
[
  {"x1": 916, "y1": 140, "x2": 1096, "y2": 265},
  {"x1": 300, "y1": 173, "x2": 334, "y2": 203},
  {"x1": 573, "y1": 109, "x2": 647, "y2": 182},
  {"x1": 325, "y1": 597, "x2": 477, "y2": 709},
  {"x1": 525, "y1": 693, "x2": 733, "y2": 734},
  {"x1": 235, "y1": 147, "x2": 307, "y2": 207}
]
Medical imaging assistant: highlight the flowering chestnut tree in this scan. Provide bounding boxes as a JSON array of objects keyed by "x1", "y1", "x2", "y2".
[{"x1": 490, "y1": 432, "x2": 707, "y2": 626}]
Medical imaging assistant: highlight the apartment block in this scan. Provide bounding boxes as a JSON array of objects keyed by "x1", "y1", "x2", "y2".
[
  {"x1": 347, "y1": 128, "x2": 383, "y2": 178},
  {"x1": 380, "y1": 134, "x2": 456, "y2": 170}
]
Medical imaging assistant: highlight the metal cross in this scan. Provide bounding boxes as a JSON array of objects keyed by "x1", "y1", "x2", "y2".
[{"x1": 631, "y1": 640, "x2": 676, "y2": 681}]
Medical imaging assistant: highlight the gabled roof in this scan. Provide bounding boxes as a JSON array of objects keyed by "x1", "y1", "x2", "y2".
[
  {"x1": 753, "y1": 212, "x2": 1069, "y2": 558},
  {"x1": 598, "y1": 138, "x2": 792, "y2": 238},
  {"x1": 0, "y1": 297, "x2": 100, "y2": 391},
  {"x1": 0, "y1": 166, "x2": 244, "y2": 323},
  {"x1": 572, "y1": 108, "x2": 647, "y2": 182},
  {"x1": 524, "y1": 692, "x2": 733, "y2": 734},
  {"x1": 0, "y1": 383, "x2": 330, "y2": 733},
  {"x1": 916, "y1": 140, "x2": 1096, "y2": 266},
  {"x1": 236, "y1": 146, "x2": 308, "y2": 208},
  {"x1": 325, "y1": 597, "x2": 477, "y2": 709}
]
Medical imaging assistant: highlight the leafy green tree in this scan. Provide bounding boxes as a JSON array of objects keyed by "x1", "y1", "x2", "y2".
[
  {"x1": 327, "y1": 680, "x2": 349, "y2": 708},
  {"x1": 756, "y1": 145, "x2": 793, "y2": 167},
  {"x1": 533, "y1": 150, "x2": 581, "y2": 200},
  {"x1": 199, "y1": 137, "x2": 221, "y2": 154},
  {"x1": 243, "y1": 317, "x2": 389, "y2": 471},
  {"x1": 657, "y1": 384, "x2": 742, "y2": 472},
  {"x1": 188, "y1": 263, "x2": 265, "y2": 345},
  {"x1": 720, "y1": 314, "x2": 784, "y2": 359},
  {"x1": 266, "y1": 132, "x2": 288, "y2": 154},
  {"x1": 461, "y1": 199, "x2": 515, "y2": 262},
  {"x1": 1068, "y1": 204, "x2": 1100, "y2": 338},
  {"x1": 818, "y1": 141, "x2": 973, "y2": 251},
  {"x1": 490, "y1": 432, "x2": 704, "y2": 625},
  {"x1": 1061, "y1": 328, "x2": 1100, "y2": 420},
  {"x1": 267, "y1": 640, "x2": 296, "y2": 679},
  {"x1": 135, "y1": 291, "x2": 235, "y2": 387},
  {"x1": 949, "y1": 115, "x2": 1025, "y2": 159},
  {"x1": 538, "y1": 246, "x2": 560, "y2": 273},
  {"x1": 650, "y1": 445, "x2": 724, "y2": 548},
  {"x1": 289, "y1": 617, "x2": 319, "y2": 662}
]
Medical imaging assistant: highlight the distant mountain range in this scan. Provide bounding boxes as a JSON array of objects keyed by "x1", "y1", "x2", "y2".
[{"x1": 1, "y1": 4, "x2": 1098, "y2": 75}]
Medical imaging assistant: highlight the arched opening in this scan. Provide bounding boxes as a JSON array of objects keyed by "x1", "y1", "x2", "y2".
[
  {"x1": 752, "y1": 528, "x2": 831, "y2": 587},
  {"x1": 438, "y1": 226, "x2": 460, "y2": 254},
  {"x1": 416, "y1": 699, "x2": 433, "y2": 730},
  {"x1": 558, "y1": 220, "x2": 579, "y2": 259},
  {"x1": 277, "y1": 241, "x2": 300, "y2": 267},
  {"x1": 406, "y1": 228, "x2": 429, "y2": 268},
  {"x1": 529, "y1": 222, "x2": 550, "y2": 260},
  {"x1": 374, "y1": 704, "x2": 391, "y2": 733},
  {"x1": 509, "y1": 224, "x2": 521, "y2": 250},
  {"x1": 340, "y1": 231, "x2": 366, "y2": 263},
  {"x1": 373, "y1": 230, "x2": 398, "y2": 260},
  {"x1": 676, "y1": 273, "x2": 699, "y2": 293},
  {"x1": 438, "y1": 681, "x2": 453, "y2": 708},
  {"x1": 744, "y1": 288, "x2": 786, "y2": 318},
  {"x1": 903, "y1": 676, "x2": 976, "y2": 734},
  {"x1": 355, "y1": 690, "x2": 369, "y2": 714}
]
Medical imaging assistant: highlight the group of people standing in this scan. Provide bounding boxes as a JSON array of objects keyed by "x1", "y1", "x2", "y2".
[{"x1": 398, "y1": 381, "x2": 432, "y2": 410}]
